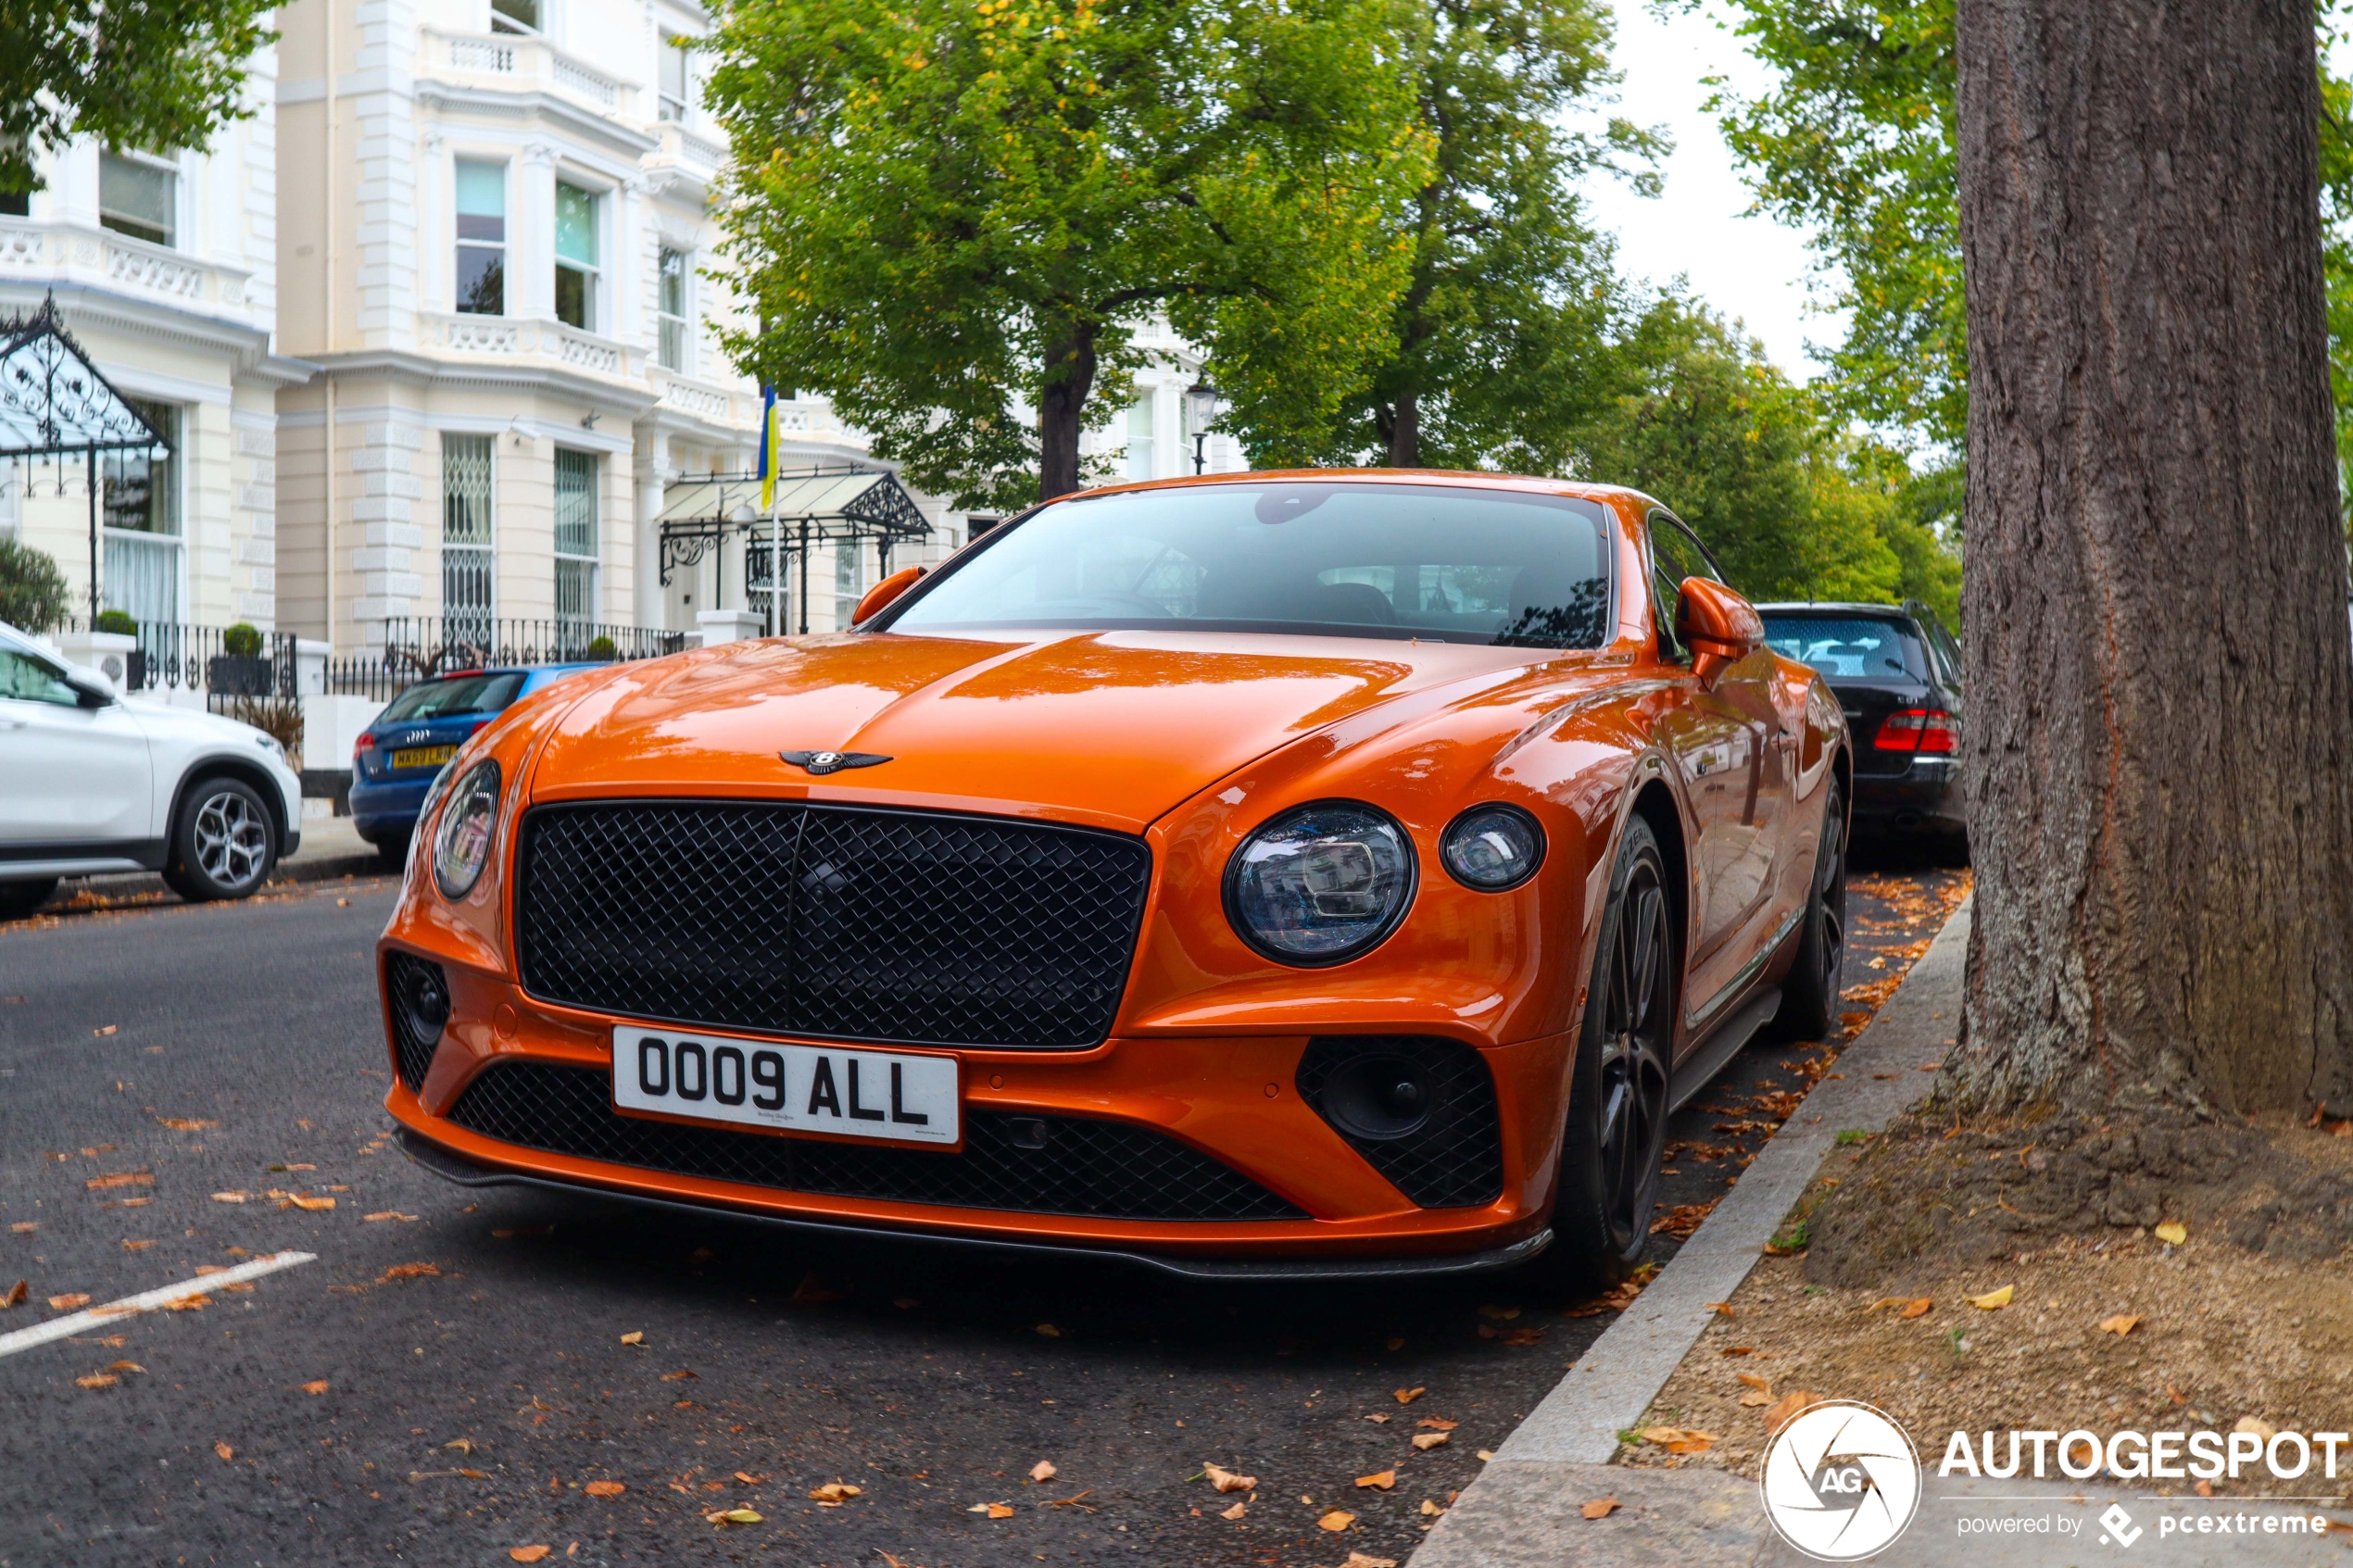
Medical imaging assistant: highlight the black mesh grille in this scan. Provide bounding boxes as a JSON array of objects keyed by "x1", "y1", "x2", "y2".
[
  {"x1": 446, "y1": 1061, "x2": 1306, "y2": 1222},
  {"x1": 384, "y1": 951, "x2": 447, "y2": 1092},
  {"x1": 514, "y1": 801, "x2": 1151, "y2": 1050},
  {"x1": 1296, "y1": 1035, "x2": 1504, "y2": 1208}
]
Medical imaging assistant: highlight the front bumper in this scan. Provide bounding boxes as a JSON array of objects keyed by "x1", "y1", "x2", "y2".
[{"x1": 380, "y1": 960, "x2": 1570, "y2": 1269}]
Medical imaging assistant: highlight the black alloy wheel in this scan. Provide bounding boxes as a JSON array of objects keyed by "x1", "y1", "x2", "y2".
[
  {"x1": 1777, "y1": 776, "x2": 1848, "y2": 1041},
  {"x1": 1529, "y1": 815, "x2": 1676, "y2": 1291}
]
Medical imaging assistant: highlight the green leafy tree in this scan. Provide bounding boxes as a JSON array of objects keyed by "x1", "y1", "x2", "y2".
[
  {"x1": 1, "y1": 1, "x2": 279, "y2": 196},
  {"x1": 1698, "y1": 0, "x2": 2353, "y2": 492},
  {"x1": 1309, "y1": 0, "x2": 1660, "y2": 469},
  {"x1": 1572, "y1": 303, "x2": 1958, "y2": 618},
  {"x1": 0, "y1": 537, "x2": 70, "y2": 633},
  {"x1": 707, "y1": 0, "x2": 1434, "y2": 508}
]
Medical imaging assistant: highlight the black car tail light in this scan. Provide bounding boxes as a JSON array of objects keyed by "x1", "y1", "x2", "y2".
[
  {"x1": 1872, "y1": 708, "x2": 1957, "y2": 754},
  {"x1": 385, "y1": 951, "x2": 450, "y2": 1092},
  {"x1": 1296, "y1": 1035, "x2": 1503, "y2": 1208}
]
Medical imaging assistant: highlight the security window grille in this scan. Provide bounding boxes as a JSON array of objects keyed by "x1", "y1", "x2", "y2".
[
  {"x1": 1125, "y1": 393, "x2": 1155, "y2": 481},
  {"x1": 554, "y1": 448, "x2": 598, "y2": 629},
  {"x1": 749, "y1": 536, "x2": 786, "y2": 632},
  {"x1": 659, "y1": 36, "x2": 690, "y2": 121},
  {"x1": 102, "y1": 399, "x2": 182, "y2": 627},
  {"x1": 657, "y1": 247, "x2": 688, "y2": 370},
  {"x1": 833, "y1": 542, "x2": 862, "y2": 629},
  {"x1": 455, "y1": 161, "x2": 507, "y2": 316},
  {"x1": 490, "y1": 0, "x2": 539, "y2": 33},
  {"x1": 442, "y1": 434, "x2": 496, "y2": 642},
  {"x1": 555, "y1": 183, "x2": 598, "y2": 331},
  {"x1": 99, "y1": 154, "x2": 175, "y2": 247}
]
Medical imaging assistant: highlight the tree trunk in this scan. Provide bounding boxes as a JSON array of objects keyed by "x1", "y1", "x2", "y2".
[
  {"x1": 1954, "y1": 0, "x2": 2353, "y2": 1116},
  {"x1": 1385, "y1": 390, "x2": 1421, "y2": 468},
  {"x1": 1038, "y1": 318, "x2": 1099, "y2": 502}
]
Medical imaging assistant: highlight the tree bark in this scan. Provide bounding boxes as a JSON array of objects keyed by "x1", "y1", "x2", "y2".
[
  {"x1": 1385, "y1": 390, "x2": 1421, "y2": 468},
  {"x1": 1954, "y1": 0, "x2": 2353, "y2": 1116},
  {"x1": 1037, "y1": 318, "x2": 1099, "y2": 502}
]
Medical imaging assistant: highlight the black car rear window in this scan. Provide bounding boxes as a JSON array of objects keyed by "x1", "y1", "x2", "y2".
[
  {"x1": 377, "y1": 672, "x2": 525, "y2": 721},
  {"x1": 1760, "y1": 616, "x2": 1925, "y2": 681}
]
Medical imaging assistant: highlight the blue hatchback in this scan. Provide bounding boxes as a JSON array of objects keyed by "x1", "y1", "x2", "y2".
[{"x1": 349, "y1": 666, "x2": 601, "y2": 859}]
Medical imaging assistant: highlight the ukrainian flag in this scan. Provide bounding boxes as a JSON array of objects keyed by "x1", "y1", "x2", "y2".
[{"x1": 758, "y1": 384, "x2": 778, "y2": 511}]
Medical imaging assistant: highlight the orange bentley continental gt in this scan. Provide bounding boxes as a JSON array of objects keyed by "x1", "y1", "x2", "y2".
[{"x1": 379, "y1": 471, "x2": 1851, "y2": 1286}]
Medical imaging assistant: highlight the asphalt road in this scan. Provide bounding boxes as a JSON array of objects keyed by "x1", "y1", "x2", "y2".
[{"x1": 0, "y1": 849, "x2": 1962, "y2": 1568}]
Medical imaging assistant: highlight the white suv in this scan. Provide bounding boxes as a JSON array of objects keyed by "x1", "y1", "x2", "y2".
[{"x1": 0, "y1": 620, "x2": 304, "y2": 917}]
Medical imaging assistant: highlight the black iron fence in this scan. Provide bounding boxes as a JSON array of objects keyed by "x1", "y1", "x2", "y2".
[
  {"x1": 60, "y1": 617, "x2": 299, "y2": 703},
  {"x1": 320, "y1": 618, "x2": 687, "y2": 702}
]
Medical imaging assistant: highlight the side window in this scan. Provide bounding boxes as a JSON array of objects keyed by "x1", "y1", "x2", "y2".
[
  {"x1": 1925, "y1": 614, "x2": 1963, "y2": 689},
  {"x1": 0, "y1": 646, "x2": 82, "y2": 707},
  {"x1": 1646, "y1": 511, "x2": 1713, "y2": 660}
]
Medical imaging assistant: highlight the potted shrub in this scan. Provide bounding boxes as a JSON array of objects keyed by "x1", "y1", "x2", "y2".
[
  {"x1": 208, "y1": 621, "x2": 275, "y2": 696},
  {"x1": 585, "y1": 634, "x2": 618, "y2": 661}
]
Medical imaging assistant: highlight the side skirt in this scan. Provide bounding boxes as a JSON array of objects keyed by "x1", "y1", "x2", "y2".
[{"x1": 1667, "y1": 987, "x2": 1782, "y2": 1113}]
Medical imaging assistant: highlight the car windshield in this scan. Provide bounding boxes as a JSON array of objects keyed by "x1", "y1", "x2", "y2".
[
  {"x1": 1759, "y1": 615, "x2": 1925, "y2": 681},
  {"x1": 378, "y1": 671, "x2": 525, "y2": 721},
  {"x1": 887, "y1": 481, "x2": 1615, "y2": 647}
]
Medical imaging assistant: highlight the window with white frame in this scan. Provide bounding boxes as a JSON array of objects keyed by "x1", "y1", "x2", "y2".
[
  {"x1": 442, "y1": 434, "x2": 496, "y2": 644},
  {"x1": 659, "y1": 35, "x2": 690, "y2": 121},
  {"x1": 99, "y1": 153, "x2": 176, "y2": 247},
  {"x1": 490, "y1": 0, "x2": 540, "y2": 33},
  {"x1": 554, "y1": 182, "x2": 598, "y2": 331},
  {"x1": 1125, "y1": 392, "x2": 1156, "y2": 481},
  {"x1": 102, "y1": 398, "x2": 182, "y2": 628},
  {"x1": 553, "y1": 448, "x2": 599, "y2": 633},
  {"x1": 454, "y1": 161, "x2": 507, "y2": 315},
  {"x1": 833, "y1": 541, "x2": 863, "y2": 629},
  {"x1": 657, "y1": 247, "x2": 689, "y2": 370}
]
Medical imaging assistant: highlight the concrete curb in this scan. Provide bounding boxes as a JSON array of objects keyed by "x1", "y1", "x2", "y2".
[{"x1": 1410, "y1": 897, "x2": 1970, "y2": 1566}]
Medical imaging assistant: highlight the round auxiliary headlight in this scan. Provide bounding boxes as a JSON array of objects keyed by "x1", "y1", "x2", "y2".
[
  {"x1": 432, "y1": 760, "x2": 502, "y2": 901},
  {"x1": 1440, "y1": 803, "x2": 1545, "y2": 892},
  {"x1": 1224, "y1": 801, "x2": 1416, "y2": 966}
]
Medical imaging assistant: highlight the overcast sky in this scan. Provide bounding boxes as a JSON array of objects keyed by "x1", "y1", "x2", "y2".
[{"x1": 1578, "y1": 0, "x2": 1848, "y2": 379}]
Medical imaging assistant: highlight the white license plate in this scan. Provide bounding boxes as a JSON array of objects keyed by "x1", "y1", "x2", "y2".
[{"x1": 611, "y1": 1026, "x2": 960, "y2": 1147}]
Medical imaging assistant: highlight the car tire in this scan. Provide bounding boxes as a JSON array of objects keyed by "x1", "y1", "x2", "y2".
[
  {"x1": 162, "y1": 777, "x2": 278, "y2": 902},
  {"x1": 1525, "y1": 814, "x2": 1677, "y2": 1294},
  {"x1": 0, "y1": 878, "x2": 58, "y2": 920},
  {"x1": 1776, "y1": 775, "x2": 1848, "y2": 1041}
]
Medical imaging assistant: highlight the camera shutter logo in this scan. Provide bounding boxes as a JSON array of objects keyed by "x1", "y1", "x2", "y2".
[{"x1": 1759, "y1": 1400, "x2": 1922, "y2": 1561}]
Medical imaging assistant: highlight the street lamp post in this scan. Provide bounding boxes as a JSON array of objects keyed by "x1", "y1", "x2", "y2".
[{"x1": 1184, "y1": 381, "x2": 1221, "y2": 474}]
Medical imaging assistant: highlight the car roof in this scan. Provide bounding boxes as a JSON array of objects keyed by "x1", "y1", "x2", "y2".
[
  {"x1": 1063, "y1": 467, "x2": 1667, "y2": 511},
  {"x1": 1753, "y1": 601, "x2": 1920, "y2": 619}
]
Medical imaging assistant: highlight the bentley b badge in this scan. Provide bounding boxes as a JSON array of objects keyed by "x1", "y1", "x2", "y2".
[{"x1": 780, "y1": 750, "x2": 892, "y2": 775}]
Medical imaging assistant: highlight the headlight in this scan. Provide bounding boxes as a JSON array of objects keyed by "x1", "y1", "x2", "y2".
[
  {"x1": 432, "y1": 760, "x2": 501, "y2": 900},
  {"x1": 1224, "y1": 801, "x2": 1416, "y2": 965},
  {"x1": 1440, "y1": 804, "x2": 1545, "y2": 891}
]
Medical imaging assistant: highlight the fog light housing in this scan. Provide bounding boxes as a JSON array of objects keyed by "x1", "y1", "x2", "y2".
[
  {"x1": 1440, "y1": 803, "x2": 1544, "y2": 891},
  {"x1": 1318, "y1": 1050, "x2": 1433, "y2": 1142},
  {"x1": 385, "y1": 951, "x2": 450, "y2": 1091}
]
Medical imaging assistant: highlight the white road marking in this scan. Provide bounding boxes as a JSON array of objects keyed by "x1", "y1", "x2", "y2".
[{"x1": 0, "y1": 1250, "x2": 317, "y2": 1361}]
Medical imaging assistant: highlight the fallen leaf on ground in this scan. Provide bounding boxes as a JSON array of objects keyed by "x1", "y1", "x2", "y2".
[
  {"x1": 84, "y1": 1171, "x2": 150, "y2": 1190},
  {"x1": 0, "y1": 1280, "x2": 24, "y2": 1309},
  {"x1": 2153, "y1": 1221, "x2": 2187, "y2": 1246},
  {"x1": 661, "y1": 1368, "x2": 697, "y2": 1382},
  {"x1": 280, "y1": 1195, "x2": 335, "y2": 1211},
  {"x1": 1650, "y1": 1202, "x2": 1718, "y2": 1238},
  {"x1": 1356, "y1": 1470, "x2": 1395, "y2": 1489},
  {"x1": 1477, "y1": 1449, "x2": 1496, "y2": 1461},
  {"x1": 808, "y1": 1482, "x2": 862, "y2": 1502},
  {"x1": 1637, "y1": 1427, "x2": 1715, "y2": 1455},
  {"x1": 1202, "y1": 1462, "x2": 1256, "y2": 1493},
  {"x1": 1477, "y1": 1304, "x2": 1519, "y2": 1321},
  {"x1": 2098, "y1": 1313, "x2": 2142, "y2": 1336},
  {"x1": 1318, "y1": 1510, "x2": 1355, "y2": 1532},
  {"x1": 510, "y1": 1549, "x2": 551, "y2": 1563},
  {"x1": 444, "y1": 1439, "x2": 472, "y2": 1453},
  {"x1": 1030, "y1": 1460, "x2": 1057, "y2": 1483},
  {"x1": 1392, "y1": 1386, "x2": 1426, "y2": 1405},
  {"x1": 1581, "y1": 1498, "x2": 1620, "y2": 1520},
  {"x1": 619, "y1": 1331, "x2": 643, "y2": 1346},
  {"x1": 107, "y1": 1361, "x2": 143, "y2": 1373},
  {"x1": 94, "y1": 1024, "x2": 117, "y2": 1036},
  {"x1": 1420, "y1": 1499, "x2": 1443, "y2": 1516},
  {"x1": 1364, "y1": 1412, "x2": 1390, "y2": 1424},
  {"x1": 1762, "y1": 1391, "x2": 1818, "y2": 1436},
  {"x1": 214, "y1": 1442, "x2": 233, "y2": 1461},
  {"x1": 1705, "y1": 1301, "x2": 1734, "y2": 1319},
  {"x1": 985, "y1": 1502, "x2": 1014, "y2": 1519},
  {"x1": 705, "y1": 1509, "x2": 761, "y2": 1525},
  {"x1": 1969, "y1": 1285, "x2": 2014, "y2": 1311},
  {"x1": 378, "y1": 1262, "x2": 439, "y2": 1283},
  {"x1": 301, "y1": 1380, "x2": 329, "y2": 1395},
  {"x1": 1220, "y1": 1500, "x2": 1247, "y2": 1520},
  {"x1": 47, "y1": 1294, "x2": 90, "y2": 1311},
  {"x1": 165, "y1": 1294, "x2": 211, "y2": 1311},
  {"x1": 1413, "y1": 1432, "x2": 1449, "y2": 1450},
  {"x1": 734, "y1": 1472, "x2": 763, "y2": 1485},
  {"x1": 1496, "y1": 1325, "x2": 1545, "y2": 1346},
  {"x1": 1735, "y1": 1372, "x2": 1772, "y2": 1392},
  {"x1": 210, "y1": 1192, "x2": 247, "y2": 1203},
  {"x1": 75, "y1": 1374, "x2": 117, "y2": 1388},
  {"x1": 363, "y1": 1211, "x2": 418, "y2": 1223},
  {"x1": 1562, "y1": 1276, "x2": 1646, "y2": 1317},
  {"x1": 1034, "y1": 1323, "x2": 1062, "y2": 1337},
  {"x1": 583, "y1": 1481, "x2": 623, "y2": 1498},
  {"x1": 2233, "y1": 1416, "x2": 2277, "y2": 1441},
  {"x1": 1900, "y1": 1298, "x2": 1933, "y2": 1319},
  {"x1": 7, "y1": 1223, "x2": 31, "y2": 1233},
  {"x1": 1340, "y1": 1555, "x2": 1397, "y2": 1568}
]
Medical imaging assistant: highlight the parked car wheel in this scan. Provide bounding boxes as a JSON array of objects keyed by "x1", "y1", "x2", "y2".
[
  {"x1": 1527, "y1": 815, "x2": 1676, "y2": 1292},
  {"x1": 0, "y1": 878, "x2": 57, "y2": 920},
  {"x1": 1776, "y1": 776, "x2": 1849, "y2": 1041},
  {"x1": 163, "y1": 777, "x2": 277, "y2": 902}
]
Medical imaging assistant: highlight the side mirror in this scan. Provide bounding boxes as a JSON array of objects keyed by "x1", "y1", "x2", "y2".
[
  {"x1": 1674, "y1": 577, "x2": 1764, "y2": 688},
  {"x1": 852, "y1": 565, "x2": 926, "y2": 626},
  {"x1": 65, "y1": 671, "x2": 116, "y2": 709}
]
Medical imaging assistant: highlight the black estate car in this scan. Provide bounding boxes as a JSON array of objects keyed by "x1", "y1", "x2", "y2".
[{"x1": 1756, "y1": 600, "x2": 1966, "y2": 854}]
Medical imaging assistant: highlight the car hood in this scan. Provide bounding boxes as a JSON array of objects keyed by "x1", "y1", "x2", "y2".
[
  {"x1": 123, "y1": 694, "x2": 286, "y2": 754},
  {"x1": 527, "y1": 631, "x2": 1565, "y2": 832}
]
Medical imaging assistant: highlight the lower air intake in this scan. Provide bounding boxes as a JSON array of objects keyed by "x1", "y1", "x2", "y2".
[{"x1": 1295, "y1": 1035, "x2": 1504, "y2": 1208}]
